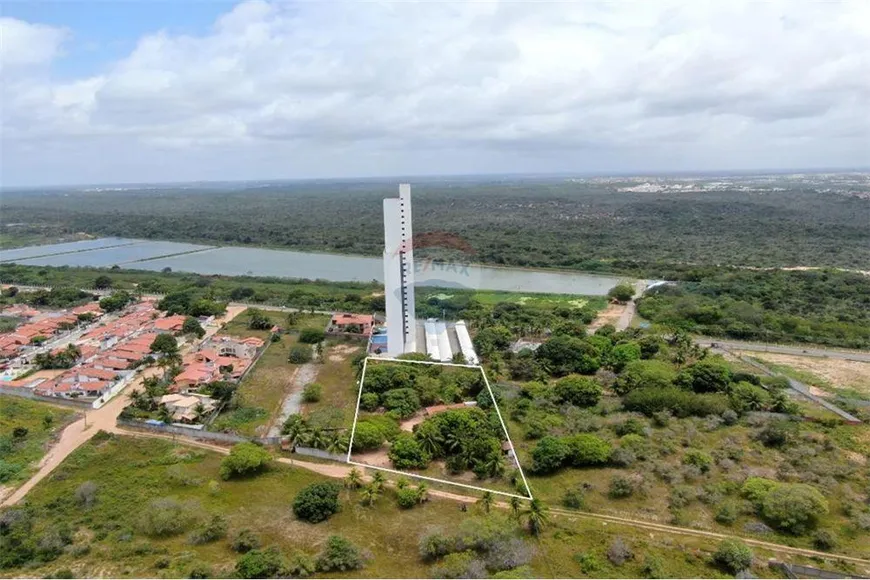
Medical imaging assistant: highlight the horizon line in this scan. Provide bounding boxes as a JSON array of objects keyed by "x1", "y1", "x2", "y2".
[{"x1": 3, "y1": 166, "x2": 869, "y2": 191}]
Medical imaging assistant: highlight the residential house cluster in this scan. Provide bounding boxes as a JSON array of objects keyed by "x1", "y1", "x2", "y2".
[
  {"x1": 172, "y1": 335, "x2": 264, "y2": 393},
  {"x1": 0, "y1": 304, "x2": 100, "y2": 359}
]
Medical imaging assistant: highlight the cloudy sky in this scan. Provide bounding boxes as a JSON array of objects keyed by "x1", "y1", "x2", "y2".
[{"x1": 1, "y1": 0, "x2": 869, "y2": 186}]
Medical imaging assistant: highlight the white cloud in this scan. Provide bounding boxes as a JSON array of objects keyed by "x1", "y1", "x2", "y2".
[{"x1": 1, "y1": 1, "x2": 869, "y2": 185}]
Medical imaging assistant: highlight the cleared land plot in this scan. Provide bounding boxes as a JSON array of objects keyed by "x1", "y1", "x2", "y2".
[
  {"x1": 349, "y1": 358, "x2": 532, "y2": 499},
  {"x1": 212, "y1": 310, "x2": 329, "y2": 436},
  {"x1": 300, "y1": 340, "x2": 364, "y2": 431},
  {"x1": 739, "y1": 352, "x2": 870, "y2": 398},
  {"x1": 0, "y1": 398, "x2": 76, "y2": 489}
]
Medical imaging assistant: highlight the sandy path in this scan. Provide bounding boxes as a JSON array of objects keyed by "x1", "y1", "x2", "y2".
[
  {"x1": 0, "y1": 305, "x2": 244, "y2": 508},
  {"x1": 267, "y1": 363, "x2": 318, "y2": 438}
]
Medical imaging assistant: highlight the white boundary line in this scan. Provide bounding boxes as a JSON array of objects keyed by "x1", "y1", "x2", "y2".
[{"x1": 346, "y1": 356, "x2": 534, "y2": 501}]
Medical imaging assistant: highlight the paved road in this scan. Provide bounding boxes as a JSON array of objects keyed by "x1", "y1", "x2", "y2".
[{"x1": 697, "y1": 338, "x2": 870, "y2": 362}]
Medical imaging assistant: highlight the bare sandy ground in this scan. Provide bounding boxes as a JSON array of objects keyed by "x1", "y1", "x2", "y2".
[
  {"x1": 739, "y1": 351, "x2": 870, "y2": 396},
  {"x1": 588, "y1": 302, "x2": 626, "y2": 332}
]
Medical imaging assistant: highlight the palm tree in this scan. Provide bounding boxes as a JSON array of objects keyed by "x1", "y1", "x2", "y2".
[
  {"x1": 523, "y1": 499, "x2": 549, "y2": 536},
  {"x1": 509, "y1": 497, "x2": 522, "y2": 520},
  {"x1": 478, "y1": 491, "x2": 494, "y2": 514},
  {"x1": 483, "y1": 453, "x2": 506, "y2": 478},
  {"x1": 416, "y1": 482, "x2": 429, "y2": 504},
  {"x1": 326, "y1": 433, "x2": 348, "y2": 455},
  {"x1": 371, "y1": 471, "x2": 386, "y2": 490},
  {"x1": 345, "y1": 467, "x2": 363, "y2": 490},
  {"x1": 396, "y1": 477, "x2": 410, "y2": 490},
  {"x1": 417, "y1": 429, "x2": 441, "y2": 457},
  {"x1": 360, "y1": 484, "x2": 381, "y2": 507}
]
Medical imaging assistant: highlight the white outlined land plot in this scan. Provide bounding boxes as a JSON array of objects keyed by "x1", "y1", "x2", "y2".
[{"x1": 347, "y1": 356, "x2": 533, "y2": 500}]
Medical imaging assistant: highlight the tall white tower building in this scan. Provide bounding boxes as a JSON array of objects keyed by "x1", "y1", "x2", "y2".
[{"x1": 383, "y1": 184, "x2": 416, "y2": 355}]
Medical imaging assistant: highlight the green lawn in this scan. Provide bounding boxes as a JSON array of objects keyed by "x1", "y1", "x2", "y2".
[
  {"x1": 0, "y1": 397, "x2": 77, "y2": 487},
  {"x1": 0, "y1": 433, "x2": 830, "y2": 579}
]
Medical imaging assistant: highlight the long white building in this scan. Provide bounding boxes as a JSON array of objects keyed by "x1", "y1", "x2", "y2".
[{"x1": 383, "y1": 184, "x2": 416, "y2": 355}]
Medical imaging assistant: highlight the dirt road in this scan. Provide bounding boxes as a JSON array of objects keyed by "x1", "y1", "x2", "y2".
[{"x1": 99, "y1": 428, "x2": 870, "y2": 569}]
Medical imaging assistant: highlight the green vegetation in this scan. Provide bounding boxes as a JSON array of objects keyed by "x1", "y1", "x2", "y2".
[
  {"x1": 3, "y1": 179, "x2": 867, "y2": 270},
  {"x1": 0, "y1": 399, "x2": 75, "y2": 485},
  {"x1": 0, "y1": 286, "x2": 93, "y2": 309},
  {"x1": 292, "y1": 482, "x2": 341, "y2": 523},
  {"x1": 0, "y1": 433, "x2": 861, "y2": 578},
  {"x1": 638, "y1": 269, "x2": 870, "y2": 348},
  {"x1": 219, "y1": 442, "x2": 272, "y2": 480}
]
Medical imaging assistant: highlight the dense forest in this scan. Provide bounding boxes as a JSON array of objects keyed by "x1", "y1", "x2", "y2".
[
  {"x1": 2, "y1": 178, "x2": 868, "y2": 272},
  {"x1": 637, "y1": 269, "x2": 870, "y2": 348}
]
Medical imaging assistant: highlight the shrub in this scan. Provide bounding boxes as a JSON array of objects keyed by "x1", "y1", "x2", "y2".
[
  {"x1": 641, "y1": 554, "x2": 666, "y2": 579},
  {"x1": 137, "y1": 498, "x2": 202, "y2": 537},
  {"x1": 682, "y1": 449, "x2": 713, "y2": 473},
  {"x1": 741, "y1": 477, "x2": 778, "y2": 507},
  {"x1": 715, "y1": 502, "x2": 738, "y2": 525},
  {"x1": 315, "y1": 535, "x2": 365, "y2": 572},
  {"x1": 388, "y1": 433, "x2": 431, "y2": 469},
  {"x1": 187, "y1": 563, "x2": 212, "y2": 579},
  {"x1": 430, "y1": 550, "x2": 486, "y2": 579},
  {"x1": 609, "y1": 475, "x2": 635, "y2": 498},
  {"x1": 608, "y1": 283, "x2": 635, "y2": 302},
  {"x1": 247, "y1": 309, "x2": 273, "y2": 331},
  {"x1": 74, "y1": 481, "x2": 98, "y2": 508},
  {"x1": 613, "y1": 418, "x2": 646, "y2": 437},
  {"x1": 484, "y1": 537, "x2": 532, "y2": 572},
  {"x1": 606, "y1": 537, "x2": 633, "y2": 566},
  {"x1": 419, "y1": 530, "x2": 456, "y2": 561},
  {"x1": 360, "y1": 392, "x2": 380, "y2": 411},
  {"x1": 235, "y1": 547, "x2": 287, "y2": 579},
  {"x1": 554, "y1": 375, "x2": 602, "y2": 407},
  {"x1": 293, "y1": 482, "x2": 341, "y2": 523},
  {"x1": 564, "y1": 434, "x2": 612, "y2": 467},
  {"x1": 610, "y1": 447, "x2": 637, "y2": 467},
  {"x1": 676, "y1": 359, "x2": 732, "y2": 393},
  {"x1": 623, "y1": 387, "x2": 729, "y2": 417},
  {"x1": 761, "y1": 483, "x2": 828, "y2": 534},
  {"x1": 562, "y1": 487, "x2": 586, "y2": 510},
  {"x1": 288, "y1": 344, "x2": 313, "y2": 364},
  {"x1": 713, "y1": 538, "x2": 753, "y2": 573},
  {"x1": 812, "y1": 529, "x2": 837, "y2": 551},
  {"x1": 613, "y1": 360, "x2": 677, "y2": 395},
  {"x1": 231, "y1": 529, "x2": 261, "y2": 553},
  {"x1": 285, "y1": 552, "x2": 316, "y2": 578},
  {"x1": 188, "y1": 514, "x2": 227, "y2": 545},
  {"x1": 382, "y1": 388, "x2": 421, "y2": 419},
  {"x1": 396, "y1": 487, "x2": 420, "y2": 509},
  {"x1": 351, "y1": 421, "x2": 386, "y2": 451},
  {"x1": 530, "y1": 436, "x2": 569, "y2": 473},
  {"x1": 301, "y1": 383, "x2": 322, "y2": 403},
  {"x1": 729, "y1": 382, "x2": 771, "y2": 413},
  {"x1": 299, "y1": 328, "x2": 326, "y2": 344},
  {"x1": 757, "y1": 420, "x2": 796, "y2": 447},
  {"x1": 220, "y1": 442, "x2": 271, "y2": 480},
  {"x1": 573, "y1": 552, "x2": 602, "y2": 574}
]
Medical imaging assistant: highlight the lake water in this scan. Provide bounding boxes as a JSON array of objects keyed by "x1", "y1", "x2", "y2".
[{"x1": 1, "y1": 238, "x2": 626, "y2": 295}]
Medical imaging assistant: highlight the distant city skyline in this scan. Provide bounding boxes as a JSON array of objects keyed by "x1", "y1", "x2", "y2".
[{"x1": 2, "y1": 1, "x2": 868, "y2": 187}]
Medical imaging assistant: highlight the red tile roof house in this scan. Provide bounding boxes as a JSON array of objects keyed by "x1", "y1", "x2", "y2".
[
  {"x1": 328, "y1": 313, "x2": 374, "y2": 336},
  {"x1": 153, "y1": 315, "x2": 187, "y2": 333}
]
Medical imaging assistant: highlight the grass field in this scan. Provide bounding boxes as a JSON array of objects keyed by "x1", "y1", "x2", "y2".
[
  {"x1": 212, "y1": 310, "x2": 329, "y2": 437},
  {"x1": 1, "y1": 433, "x2": 843, "y2": 579},
  {"x1": 0, "y1": 397, "x2": 77, "y2": 488},
  {"x1": 418, "y1": 288, "x2": 609, "y2": 310},
  {"x1": 745, "y1": 354, "x2": 870, "y2": 399},
  {"x1": 301, "y1": 339, "x2": 364, "y2": 430}
]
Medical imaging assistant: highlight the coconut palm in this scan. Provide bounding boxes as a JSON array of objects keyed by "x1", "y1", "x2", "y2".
[
  {"x1": 416, "y1": 482, "x2": 429, "y2": 504},
  {"x1": 478, "y1": 491, "x2": 494, "y2": 514},
  {"x1": 396, "y1": 477, "x2": 410, "y2": 490},
  {"x1": 482, "y1": 453, "x2": 506, "y2": 478},
  {"x1": 360, "y1": 484, "x2": 381, "y2": 507},
  {"x1": 522, "y1": 499, "x2": 549, "y2": 536},
  {"x1": 371, "y1": 471, "x2": 386, "y2": 490},
  {"x1": 509, "y1": 496, "x2": 522, "y2": 520},
  {"x1": 345, "y1": 467, "x2": 363, "y2": 490}
]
